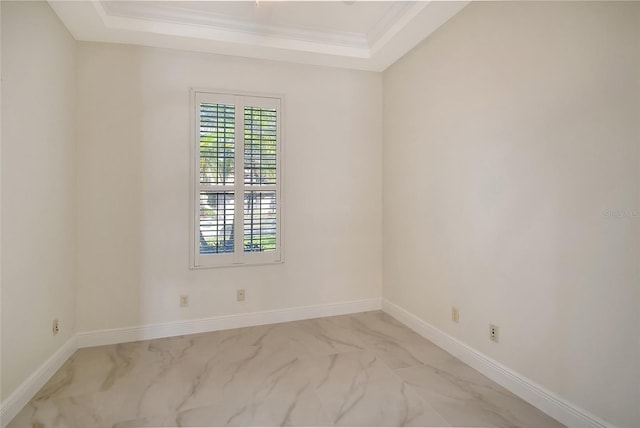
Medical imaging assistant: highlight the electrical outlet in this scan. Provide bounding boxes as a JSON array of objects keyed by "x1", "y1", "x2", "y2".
[
  {"x1": 52, "y1": 319, "x2": 59, "y2": 336},
  {"x1": 490, "y1": 324, "x2": 499, "y2": 342},
  {"x1": 180, "y1": 295, "x2": 189, "y2": 307},
  {"x1": 237, "y1": 289, "x2": 246, "y2": 302},
  {"x1": 452, "y1": 307, "x2": 460, "y2": 323}
]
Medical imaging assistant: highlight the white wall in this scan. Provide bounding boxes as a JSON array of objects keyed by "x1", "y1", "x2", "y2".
[
  {"x1": 75, "y1": 43, "x2": 383, "y2": 332},
  {"x1": 1, "y1": 1, "x2": 77, "y2": 402},
  {"x1": 383, "y1": 2, "x2": 640, "y2": 427},
  {"x1": 4, "y1": 3, "x2": 637, "y2": 426}
]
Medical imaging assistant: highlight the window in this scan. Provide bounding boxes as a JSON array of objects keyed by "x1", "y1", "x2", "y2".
[{"x1": 191, "y1": 90, "x2": 282, "y2": 268}]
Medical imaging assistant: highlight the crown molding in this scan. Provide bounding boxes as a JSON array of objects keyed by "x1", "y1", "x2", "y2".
[
  {"x1": 48, "y1": 1, "x2": 470, "y2": 71},
  {"x1": 367, "y1": 1, "x2": 427, "y2": 55},
  {"x1": 97, "y1": 0, "x2": 371, "y2": 57}
]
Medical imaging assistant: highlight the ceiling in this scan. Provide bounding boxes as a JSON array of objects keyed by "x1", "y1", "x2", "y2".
[{"x1": 49, "y1": 1, "x2": 469, "y2": 71}]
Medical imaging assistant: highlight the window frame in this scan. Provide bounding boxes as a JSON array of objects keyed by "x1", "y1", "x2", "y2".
[{"x1": 190, "y1": 88, "x2": 284, "y2": 269}]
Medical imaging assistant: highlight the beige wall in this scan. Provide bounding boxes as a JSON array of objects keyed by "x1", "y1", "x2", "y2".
[
  {"x1": 1, "y1": 1, "x2": 77, "y2": 402},
  {"x1": 3, "y1": 2, "x2": 638, "y2": 426},
  {"x1": 382, "y1": 2, "x2": 640, "y2": 427},
  {"x1": 75, "y1": 43, "x2": 383, "y2": 332}
]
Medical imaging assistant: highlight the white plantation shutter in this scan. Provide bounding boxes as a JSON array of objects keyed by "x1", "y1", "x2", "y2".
[
  {"x1": 243, "y1": 105, "x2": 278, "y2": 253},
  {"x1": 192, "y1": 90, "x2": 282, "y2": 268}
]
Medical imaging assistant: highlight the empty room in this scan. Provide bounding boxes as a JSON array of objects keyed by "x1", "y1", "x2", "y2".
[{"x1": 1, "y1": 1, "x2": 638, "y2": 427}]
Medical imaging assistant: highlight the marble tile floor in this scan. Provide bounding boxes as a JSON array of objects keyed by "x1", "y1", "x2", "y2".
[{"x1": 7, "y1": 311, "x2": 564, "y2": 428}]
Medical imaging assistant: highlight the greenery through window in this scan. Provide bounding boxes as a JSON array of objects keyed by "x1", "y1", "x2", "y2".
[{"x1": 193, "y1": 91, "x2": 281, "y2": 267}]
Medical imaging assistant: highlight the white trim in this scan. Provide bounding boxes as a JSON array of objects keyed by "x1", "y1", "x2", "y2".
[
  {"x1": 1, "y1": 298, "x2": 381, "y2": 426},
  {"x1": 98, "y1": 0, "x2": 370, "y2": 55},
  {"x1": 191, "y1": 89, "x2": 283, "y2": 269},
  {"x1": 2, "y1": 299, "x2": 609, "y2": 428},
  {"x1": 0, "y1": 336, "x2": 77, "y2": 428},
  {"x1": 48, "y1": 1, "x2": 470, "y2": 71},
  {"x1": 78, "y1": 298, "x2": 382, "y2": 348},
  {"x1": 381, "y1": 299, "x2": 616, "y2": 428},
  {"x1": 367, "y1": 1, "x2": 427, "y2": 55}
]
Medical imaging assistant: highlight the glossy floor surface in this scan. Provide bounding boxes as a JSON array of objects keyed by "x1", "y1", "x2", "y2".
[{"x1": 8, "y1": 311, "x2": 564, "y2": 427}]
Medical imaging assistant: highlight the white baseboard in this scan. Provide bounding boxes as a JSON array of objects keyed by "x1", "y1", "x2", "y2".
[
  {"x1": 1, "y1": 298, "x2": 380, "y2": 427},
  {"x1": 381, "y1": 299, "x2": 615, "y2": 428},
  {"x1": 1, "y1": 298, "x2": 612, "y2": 428},
  {"x1": 77, "y1": 297, "x2": 382, "y2": 348},
  {"x1": 0, "y1": 335, "x2": 77, "y2": 428}
]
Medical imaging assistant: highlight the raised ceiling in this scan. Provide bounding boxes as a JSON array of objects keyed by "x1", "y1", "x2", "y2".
[{"x1": 49, "y1": 1, "x2": 469, "y2": 71}]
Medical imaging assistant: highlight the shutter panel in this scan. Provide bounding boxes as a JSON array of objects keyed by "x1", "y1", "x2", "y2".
[
  {"x1": 198, "y1": 102, "x2": 236, "y2": 256},
  {"x1": 200, "y1": 103, "x2": 235, "y2": 186},
  {"x1": 243, "y1": 106, "x2": 278, "y2": 253},
  {"x1": 244, "y1": 191, "x2": 277, "y2": 253},
  {"x1": 244, "y1": 107, "x2": 277, "y2": 186},
  {"x1": 199, "y1": 191, "x2": 235, "y2": 254}
]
